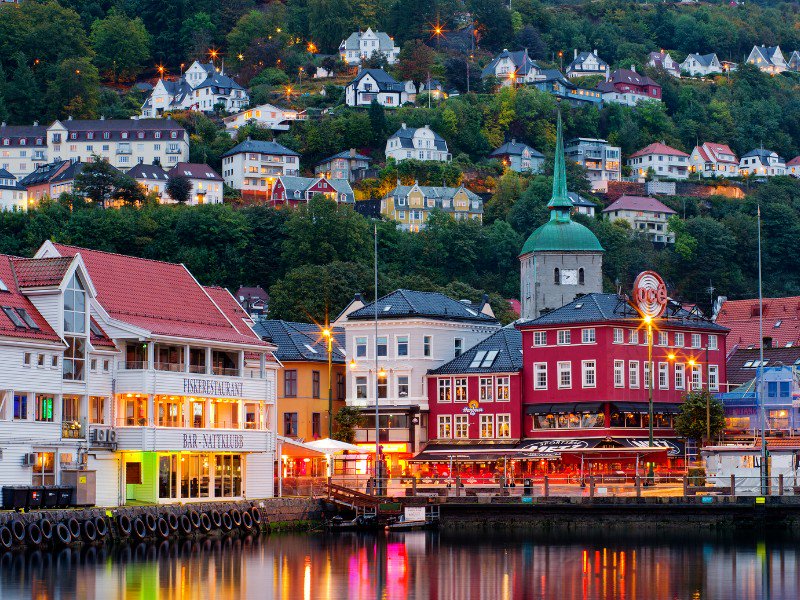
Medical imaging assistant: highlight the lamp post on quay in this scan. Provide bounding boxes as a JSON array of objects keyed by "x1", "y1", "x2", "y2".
[{"x1": 321, "y1": 326, "x2": 333, "y2": 438}]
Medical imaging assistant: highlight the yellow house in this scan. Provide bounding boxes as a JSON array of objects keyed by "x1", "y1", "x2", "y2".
[
  {"x1": 381, "y1": 182, "x2": 484, "y2": 231},
  {"x1": 253, "y1": 320, "x2": 346, "y2": 446}
]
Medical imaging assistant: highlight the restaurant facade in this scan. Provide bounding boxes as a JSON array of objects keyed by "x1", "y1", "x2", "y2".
[{"x1": 0, "y1": 241, "x2": 279, "y2": 507}]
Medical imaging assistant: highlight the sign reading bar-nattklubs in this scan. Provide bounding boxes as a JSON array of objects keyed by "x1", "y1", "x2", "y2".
[
  {"x1": 182, "y1": 432, "x2": 245, "y2": 450},
  {"x1": 183, "y1": 378, "x2": 244, "y2": 397}
]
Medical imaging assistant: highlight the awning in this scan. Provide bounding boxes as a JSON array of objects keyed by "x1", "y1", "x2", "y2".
[
  {"x1": 277, "y1": 437, "x2": 327, "y2": 458},
  {"x1": 304, "y1": 438, "x2": 369, "y2": 454},
  {"x1": 525, "y1": 402, "x2": 603, "y2": 415},
  {"x1": 410, "y1": 443, "x2": 518, "y2": 463},
  {"x1": 615, "y1": 438, "x2": 685, "y2": 457}
]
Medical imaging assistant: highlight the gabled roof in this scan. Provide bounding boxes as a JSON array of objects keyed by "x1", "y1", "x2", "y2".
[
  {"x1": 90, "y1": 317, "x2": 117, "y2": 349},
  {"x1": 429, "y1": 326, "x2": 522, "y2": 375},
  {"x1": 18, "y1": 161, "x2": 70, "y2": 186},
  {"x1": 48, "y1": 243, "x2": 268, "y2": 347},
  {"x1": 568, "y1": 192, "x2": 597, "y2": 208},
  {"x1": 387, "y1": 184, "x2": 482, "y2": 211},
  {"x1": 126, "y1": 163, "x2": 169, "y2": 181},
  {"x1": 597, "y1": 69, "x2": 660, "y2": 91},
  {"x1": 192, "y1": 66, "x2": 244, "y2": 91},
  {"x1": 683, "y1": 53, "x2": 718, "y2": 67},
  {"x1": 221, "y1": 139, "x2": 299, "y2": 158},
  {"x1": 725, "y1": 347, "x2": 800, "y2": 386},
  {"x1": 316, "y1": 150, "x2": 371, "y2": 165},
  {"x1": 742, "y1": 148, "x2": 782, "y2": 165},
  {"x1": 603, "y1": 195, "x2": 676, "y2": 214},
  {"x1": 630, "y1": 142, "x2": 688, "y2": 159},
  {"x1": 567, "y1": 51, "x2": 608, "y2": 72},
  {"x1": 252, "y1": 319, "x2": 346, "y2": 363},
  {"x1": 11, "y1": 256, "x2": 74, "y2": 288},
  {"x1": 345, "y1": 289, "x2": 499, "y2": 323},
  {"x1": 168, "y1": 163, "x2": 222, "y2": 181},
  {"x1": 349, "y1": 68, "x2": 405, "y2": 92},
  {"x1": 0, "y1": 168, "x2": 24, "y2": 191},
  {"x1": 50, "y1": 161, "x2": 94, "y2": 184},
  {"x1": 388, "y1": 125, "x2": 447, "y2": 151},
  {"x1": 481, "y1": 49, "x2": 538, "y2": 78},
  {"x1": 751, "y1": 45, "x2": 783, "y2": 65},
  {"x1": 716, "y1": 297, "x2": 800, "y2": 348},
  {"x1": 517, "y1": 293, "x2": 728, "y2": 331},
  {"x1": 787, "y1": 156, "x2": 800, "y2": 167},
  {"x1": 695, "y1": 143, "x2": 738, "y2": 164},
  {"x1": 490, "y1": 140, "x2": 544, "y2": 159},
  {"x1": 341, "y1": 29, "x2": 396, "y2": 52},
  {"x1": 0, "y1": 255, "x2": 63, "y2": 343}
]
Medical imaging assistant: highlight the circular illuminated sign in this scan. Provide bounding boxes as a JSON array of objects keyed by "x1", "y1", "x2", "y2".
[{"x1": 632, "y1": 271, "x2": 668, "y2": 319}]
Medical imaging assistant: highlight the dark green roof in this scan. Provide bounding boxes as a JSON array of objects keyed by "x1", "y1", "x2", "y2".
[{"x1": 520, "y1": 219, "x2": 604, "y2": 253}]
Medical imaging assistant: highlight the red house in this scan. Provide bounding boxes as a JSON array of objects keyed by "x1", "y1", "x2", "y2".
[
  {"x1": 597, "y1": 68, "x2": 662, "y2": 100},
  {"x1": 269, "y1": 175, "x2": 354, "y2": 207},
  {"x1": 517, "y1": 292, "x2": 728, "y2": 472},
  {"x1": 420, "y1": 328, "x2": 523, "y2": 478}
]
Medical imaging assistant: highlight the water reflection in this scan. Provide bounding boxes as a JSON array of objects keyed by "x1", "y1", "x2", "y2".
[{"x1": 0, "y1": 531, "x2": 797, "y2": 599}]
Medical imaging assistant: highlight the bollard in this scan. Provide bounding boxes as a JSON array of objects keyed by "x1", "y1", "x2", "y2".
[
  {"x1": 543, "y1": 476, "x2": 549, "y2": 498},
  {"x1": 589, "y1": 476, "x2": 595, "y2": 498},
  {"x1": 635, "y1": 475, "x2": 641, "y2": 498},
  {"x1": 682, "y1": 475, "x2": 688, "y2": 498},
  {"x1": 730, "y1": 474, "x2": 735, "y2": 499},
  {"x1": 779, "y1": 473, "x2": 784, "y2": 496}
]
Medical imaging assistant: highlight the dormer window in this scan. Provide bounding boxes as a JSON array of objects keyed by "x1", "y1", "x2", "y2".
[
  {"x1": 138, "y1": 132, "x2": 144, "y2": 139},
  {"x1": 155, "y1": 132, "x2": 161, "y2": 139},
  {"x1": 121, "y1": 132, "x2": 128, "y2": 139}
]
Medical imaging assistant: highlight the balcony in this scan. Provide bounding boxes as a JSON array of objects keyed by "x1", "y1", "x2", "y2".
[
  {"x1": 62, "y1": 419, "x2": 86, "y2": 439},
  {"x1": 116, "y1": 145, "x2": 132, "y2": 155},
  {"x1": 115, "y1": 362, "x2": 268, "y2": 400}
]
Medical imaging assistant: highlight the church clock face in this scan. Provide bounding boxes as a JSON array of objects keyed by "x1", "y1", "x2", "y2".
[{"x1": 561, "y1": 269, "x2": 578, "y2": 285}]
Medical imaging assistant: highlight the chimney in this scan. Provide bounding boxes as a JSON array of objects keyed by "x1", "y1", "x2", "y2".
[
  {"x1": 594, "y1": 49, "x2": 598, "y2": 56},
  {"x1": 33, "y1": 121, "x2": 38, "y2": 127},
  {"x1": 401, "y1": 122, "x2": 407, "y2": 129},
  {"x1": 349, "y1": 148, "x2": 356, "y2": 158},
  {"x1": 1, "y1": 122, "x2": 5, "y2": 128},
  {"x1": 574, "y1": 49, "x2": 578, "y2": 59},
  {"x1": 631, "y1": 64, "x2": 636, "y2": 73},
  {"x1": 100, "y1": 115, "x2": 105, "y2": 120},
  {"x1": 67, "y1": 115, "x2": 73, "y2": 121}
]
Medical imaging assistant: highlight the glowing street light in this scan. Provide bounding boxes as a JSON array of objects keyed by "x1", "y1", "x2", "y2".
[
  {"x1": 237, "y1": 53, "x2": 244, "y2": 61},
  {"x1": 321, "y1": 326, "x2": 334, "y2": 437},
  {"x1": 307, "y1": 42, "x2": 317, "y2": 54}
]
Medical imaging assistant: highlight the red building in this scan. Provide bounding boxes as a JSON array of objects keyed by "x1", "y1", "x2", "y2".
[
  {"x1": 597, "y1": 68, "x2": 662, "y2": 100},
  {"x1": 518, "y1": 292, "x2": 728, "y2": 473},
  {"x1": 270, "y1": 176, "x2": 354, "y2": 207}
]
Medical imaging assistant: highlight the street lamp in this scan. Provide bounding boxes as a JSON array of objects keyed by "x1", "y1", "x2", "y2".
[{"x1": 321, "y1": 326, "x2": 334, "y2": 438}]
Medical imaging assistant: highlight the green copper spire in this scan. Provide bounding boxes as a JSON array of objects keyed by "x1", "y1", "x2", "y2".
[{"x1": 547, "y1": 108, "x2": 573, "y2": 221}]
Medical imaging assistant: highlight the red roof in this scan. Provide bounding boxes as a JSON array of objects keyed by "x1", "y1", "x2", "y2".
[
  {"x1": 90, "y1": 317, "x2": 117, "y2": 349},
  {"x1": 787, "y1": 156, "x2": 800, "y2": 167},
  {"x1": 703, "y1": 143, "x2": 738, "y2": 163},
  {"x1": 0, "y1": 255, "x2": 63, "y2": 343},
  {"x1": 12, "y1": 257, "x2": 74, "y2": 288},
  {"x1": 50, "y1": 244, "x2": 268, "y2": 347},
  {"x1": 602, "y1": 195, "x2": 677, "y2": 214},
  {"x1": 630, "y1": 142, "x2": 689, "y2": 159},
  {"x1": 716, "y1": 297, "x2": 800, "y2": 349},
  {"x1": 203, "y1": 285, "x2": 262, "y2": 344}
]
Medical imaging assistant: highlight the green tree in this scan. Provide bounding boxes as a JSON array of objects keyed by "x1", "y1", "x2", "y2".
[
  {"x1": 674, "y1": 390, "x2": 725, "y2": 444},
  {"x1": 5, "y1": 53, "x2": 40, "y2": 125},
  {"x1": 226, "y1": 7, "x2": 287, "y2": 60},
  {"x1": 332, "y1": 406, "x2": 365, "y2": 443},
  {"x1": 45, "y1": 58, "x2": 100, "y2": 119},
  {"x1": 90, "y1": 8, "x2": 152, "y2": 82},
  {"x1": 74, "y1": 158, "x2": 121, "y2": 208},
  {"x1": 166, "y1": 175, "x2": 192, "y2": 204},
  {"x1": 368, "y1": 100, "x2": 387, "y2": 144},
  {"x1": 180, "y1": 12, "x2": 215, "y2": 60},
  {"x1": 397, "y1": 40, "x2": 436, "y2": 88},
  {"x1": 114, "y1": 175, "x2": 146, "y2": 206}
]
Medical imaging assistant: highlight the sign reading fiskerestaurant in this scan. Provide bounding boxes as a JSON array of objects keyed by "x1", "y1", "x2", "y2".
[
  {"x1": 183, "y1": 433, "x2": 245, "y2": 450},
  {"x1": 183, "y1": 378, "x2": 244, "y2": 397}
]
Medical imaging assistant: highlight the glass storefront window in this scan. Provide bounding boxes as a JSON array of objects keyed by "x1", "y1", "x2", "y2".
[
  {"x1": 180, "y1": 454, "x2": 210, "y2": 499},
  {"x1": 215, "y1": 455, "x2": 242, "y2": 498},
  {"x1": 533, "y1": 411, "x2": 605, "y2": 429}
]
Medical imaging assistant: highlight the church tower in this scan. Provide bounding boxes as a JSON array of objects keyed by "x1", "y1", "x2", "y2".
[{"x1": 519, "y1": 111, "x2": 604, "y2": 320}]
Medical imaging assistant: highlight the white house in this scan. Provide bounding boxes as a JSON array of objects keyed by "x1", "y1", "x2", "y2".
[
  {"x1": 167, "y1": 163, "x2": 224, "y2": 205},
  {"x1": 220, "y1": 138, "x2": 300, "y2": 200},
  {"x1": 489, "y1": 140, "x2": 545, "y2": 173},
  {"x1": 689, "y1": 143, "x2": 739, "y2": 178},
  {"x1": 680, "y1": 53, "x2": 722, "y2": 77},
  {"x1": 566, "y1": 50, "x2": 609, "y2": 79},
  {"x1": 564, "y1": 138, "x2": 622, "y2": 191},
  {"x1": 739, "y1": 149, "x2": 786, "y2": 177},
  {"x1": 339, "y1": 28, "x2": 400, "y2": 66},
  {"x1": 746, "y1": 45, "x2": 787, "y2": 74},
  {"x1": 222, "y1": 104, "x2": 305, "y2": 136},
  {"x1": 47, "y1": 118, "x2": 189, "y2": 172},
  {"x1": 127, "y1": 162, "x2": 170, "y2": 200},
  {"x1": 628, "y1": 142, "x2": 690, "y2": 180},
  {"x1": 0, "y1": 122, "x2": 48, "y2": 178},
  {"x1": 789, "y1": 51, "x2": 800, "y2": 72},
  {"x1": 141, "y1": 61, "x2": 249, "y2": 117},
  {"x1": 345, "y1": 69, "x2": 413, "y2": 108},
  {"x1": 647, "y1": 51, "x2": 681, "y2": 77},
  {"x1": 314, "y1": 149, "x2": 373, "y2": 182},
  {"x1": 0, "y1": 168, "x2": 27, "y2": 210},
  {"x1": 1, "y1": 242, "x2": 279, "y2": 506},
  {"x1": 334, "y1": 290, "x2": 499, "y2": 473},
  {"x1": 602, "y1": 195, "x2": 676, "y2": 244},
  {"x1": 569, "y1": 192, "x2": 598, "y2": 217},
  {"x1": 385, "y1": 124, "x2": 450, "y2": 163},
  {"x1": 481, "y1": 48, "x2": 543, "y2": 87}
]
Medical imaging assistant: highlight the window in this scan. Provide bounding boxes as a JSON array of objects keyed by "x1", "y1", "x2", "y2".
[
  {"x1": 708, "y1": 365, "x2": 719, "y2": 391},
  {"x1": 13, "y1": 394, "x2": 27, "y2": 420},
  {"x1": 283, "y1": 412, "x2": 298, "y2": 436},
  {"x1": 454, "y1": 338, "x2": 463, "y2": 357},
  {"x1": 557, "y1": 330, "x2": 571, "y2": 345},
  {"x1": 497, "y1": 414, "x2": 511, "y2": 438},
  {"x1": 438, "y1": 415, "x2": 452, "y2": 439},
  {"x1": 3, "y1": 306, "x2": 26, "y2": 328},
  {"x1": 480, "y1": 377, "x2": 494, "y2": 402},
  {"x1": 356, "y1": 376, "x2": 368, "y2": 399},
  {"x1": 376, "y1": 336, "x2": 387, "y2": 357},
  {"x1": 659, "y1": 363, "x2": 669, "y2": 389},
  {"x1": 658, "y1": 332, "x2": 669, "y2": 346},
  {"x1": 644, "y1": 361, "x2": 652, "y2": 389},
  {"x1": 628, "y1": 330, "x2": 638, "y2": 344},
  {"x1": 355, "y1": 337, "x2": 367, "y2": 358},
  {"x1": 438, "y1": 378, "x2": 451, "y2": 403},
  {"x1": 63, "y1": 337, "x2": 86, "y2": 381},
  {"x1": 35, "y1": 395, "x2": 54, "y2": 422},
  {"x1": 311, "y1": 413, "x2": 321, "y2": 438},
  {"x1": 32, "y1": 452, "x2": 55, "y2": 486},
  {"x1": 691, "y1": 365, "x2": 702, "y2": 390},
  {"x1": 337, "y1": 373, "x2": 345, "y2": 400},
  {"x1": 614, "y1": 360, "x2": 625, "y2": 388},
  {"x1": 63, "y1": 273, "x2": 86, "y2": 381},
  {"x1": 628, "y1": 361, "x2": 640, "y2": 388},
  {"x1": 534, "y1": 363, "x2": 548, "y2": 390},
  {"x1": 312, "y1": 370, "x2": 320, "y2": 398},
  {"x1": 398, "y1": 376, "x2": 409, "y2": 398},
  {"x1": 674, "y1": 333, "x2": 684, "y2": 348},
  {"x1": 691, "y1": 334, "x2": 701, "y2": 349},
  {"x1": 558, "y1": 362, "x2": 572, "y2": 389},
  {"x1": 377, "y1": 373, "x2": 387, "y2": 399},
  {"x1": 675, "y1": 363, "x2": 685, "y2": 390},
  {"x1": 582, "y1": 328, "x2": 596, "y2": 343},
  {"x1": 497, "y1": 377, "x2": 510, "y2": 402},
  {"x1": 480, "y1": 414, "x2": 494, "y2": 438},
  {"x1": 284, "y1": 370, "x2": 298, "y2": 397},
  {"x1": 533, "y1": 331, "x2": 547, "y2": 346},
  {"x1": 423, "y1": 335, "x2": 432, "y2": 357},
  {"x1": 454, "y1": 378, "x2": 468, "y2": 402},
  {"x1": 89, "y1": 396, "x2": 105, "y2": 424},
  {"x1": 708, "y1": 335, "x2": 718, "y2": 350},
  {"x1": 23, "y1": 352, "x2": 31, "y2": 367},
  {"x1": 454, "y1": 414, "x2": 468, "y2": 439},
  {"x1": 397, "y1": 335, "x2": 408, "y2": 357},
  {"x1": 54, "y1": 356, "x2": 60, "y2": 368},
  {"x1": 38, "y1": 353, "x2": 45, "y2": 367},
  {"x1": 582, "y1": 361, "x2": 596, "y2": 388},
  {"x1": 554, "y1": 268, "x2": 560, "y2": 285},
  {"x1": 578, "y1": 268, "x2": 585, "y2": 285}
]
